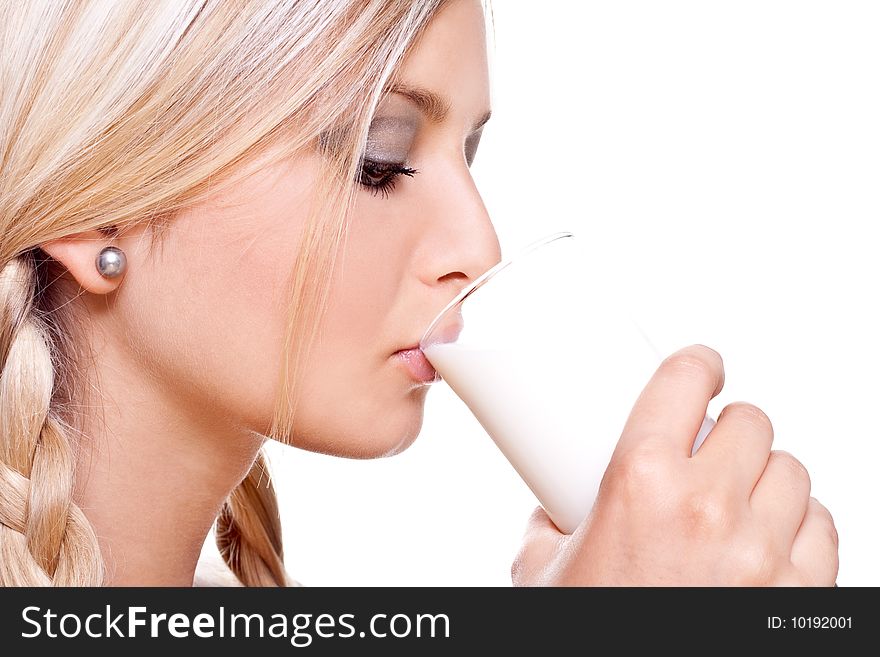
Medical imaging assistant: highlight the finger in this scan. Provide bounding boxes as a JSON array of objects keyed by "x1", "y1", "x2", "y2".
[
  {"x1": 790, "y1": 497, "x2": 839, "y2": 586},
  {"x1": 750, "y1": 450, "x2": 812, "y2": 550},
  {"x1": 511, "y1": 506, "x2": 564, "y2": 586},
  {"x1": 615, "y1": 344, "x2": 725, "y2": 459},
  {"x1": 693, "y1": 401, "x2": 774, "y2": 492}
]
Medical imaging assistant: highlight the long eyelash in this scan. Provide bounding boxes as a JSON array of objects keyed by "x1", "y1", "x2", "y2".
[{"x1": 358, "y1": 159, "x2": 419, "y2": 199}]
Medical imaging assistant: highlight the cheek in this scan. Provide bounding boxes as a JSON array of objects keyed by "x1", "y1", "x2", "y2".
[
  {"x1": 316, "y1": 191, "x2": 418, "y2": 359},
  {"x1": 308, "y1": 197, "x2": 409, "y2": 385},
  {"x1": 117, "y1": 162, "x2": 314, "y2": 432},
  {"x1": 282, "y1": 207, "x2": 427, "y2": 457},
  {"x1": 126, "y1": 222, "x2": 294, "y2": 431}
]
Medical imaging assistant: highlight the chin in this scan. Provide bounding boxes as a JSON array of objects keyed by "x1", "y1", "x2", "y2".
[
  {"x1": 373, "y1": 427, "x2": 421, "y2": 458},
  {"x1": 349, "y1": 406, "x2": 426, "y2": 459},
  {"x1": 283, "y1": 390, "x2": 429, "y2": 459}
]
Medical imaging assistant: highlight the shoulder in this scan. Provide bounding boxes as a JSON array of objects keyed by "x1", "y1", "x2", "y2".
[{"x1": 193, "y1": 551, "x2": 305, "y2": 587}]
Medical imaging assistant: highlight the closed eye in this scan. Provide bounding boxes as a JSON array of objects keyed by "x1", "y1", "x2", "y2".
[{"x1": 357, "y1": 159, "x2": 419, "y2": 199}]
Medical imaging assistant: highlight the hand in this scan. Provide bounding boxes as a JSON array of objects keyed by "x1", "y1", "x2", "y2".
[{"x1": 512, "y1": 344, "x2": 839, "y2": 586}]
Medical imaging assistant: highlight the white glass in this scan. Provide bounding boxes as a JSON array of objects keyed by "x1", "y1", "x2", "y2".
[{"x1": 420, "y1": 232, "x2": 716, "y2": 534}]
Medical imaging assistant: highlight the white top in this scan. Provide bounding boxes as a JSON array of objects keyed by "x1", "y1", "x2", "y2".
[{"x1": 193, "y1": 549, "x2": 302, "y2": 587}]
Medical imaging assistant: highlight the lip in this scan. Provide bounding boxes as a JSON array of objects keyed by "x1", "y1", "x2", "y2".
[{"x1": 393, "y1": 346, "x2": 440, "y2": 384}]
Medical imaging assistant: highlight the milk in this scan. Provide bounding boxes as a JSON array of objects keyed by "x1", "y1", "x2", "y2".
[
  {"x1": 424, "y1": 335, "x2": 716, "y2": 535},
  {"x1": 423, "y1": 341, "x2": 615, "y2": 534}
]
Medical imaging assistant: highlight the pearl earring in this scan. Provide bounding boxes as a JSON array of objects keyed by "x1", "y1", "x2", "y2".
[{"x1": 95, "y1": 246, "x2": 127, "y2": 279}]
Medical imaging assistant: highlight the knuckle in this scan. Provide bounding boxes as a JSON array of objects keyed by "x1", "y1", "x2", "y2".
[
  {"x1": 510, "y1": 552, "x2": 525, "y2": 584},
  {"x1": 722, "y1": 401, "x2": 774, "y2": 434},
  {"x1": 662, "y1": 346, "x2": 722, "y2": 381},
  {"x1": 810, "y1": 497, "x2": 839, "y2": 548},
  {"x1": 828, "y1": 538, "x2": 841, "y2": 577},
  {"x1": 511, "y1": 540, "x2": 551, "y2": 587},
  {"x1": 510, "y1": 541, "x2": 533, "y2": 585},
  {"x1": 731, "y1": 540, "x2": 775, "y2": 584},
  {"x1": 771, "y1": 450, "x2": 811, "y2": 489},
  {"x1": 609, "y1": 446, "x2": 670, "y2": 497},
  {"x1": 674, "y1": 488, "x2": 732, "y2": 535},
  {"x1": 524, "y1": 506, "x2": 544, "y2": 530}
]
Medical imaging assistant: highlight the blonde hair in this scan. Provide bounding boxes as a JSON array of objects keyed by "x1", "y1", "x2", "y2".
[{"x1": 0, "y1": 0, "x2": 458, "y2": 586}]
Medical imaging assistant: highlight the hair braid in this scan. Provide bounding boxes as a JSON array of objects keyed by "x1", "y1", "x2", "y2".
[
  {"x1": 215, "y1": 449, "x2": 292, "y2": 587},
  {"x1": 0, "y1": 253, "x2": 103, "y2": 585}
]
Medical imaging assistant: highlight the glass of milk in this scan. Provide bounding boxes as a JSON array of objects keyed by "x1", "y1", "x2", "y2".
[{"x1": 419, "y1": 232, "x2": 716, "y2": 534}]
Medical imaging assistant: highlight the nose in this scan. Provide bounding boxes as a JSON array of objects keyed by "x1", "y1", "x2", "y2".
[{"x1": 421, "y1": 165, "x2": 502, "y2": 298}]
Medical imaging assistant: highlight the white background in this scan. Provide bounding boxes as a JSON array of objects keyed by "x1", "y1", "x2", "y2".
[{"x1": 256, "y1": 1, "x2": 879, "y2": 586}]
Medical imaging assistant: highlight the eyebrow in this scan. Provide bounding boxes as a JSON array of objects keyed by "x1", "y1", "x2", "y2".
[{"x1": 386, "y1": 82, "x2": 492, "y2": 132}]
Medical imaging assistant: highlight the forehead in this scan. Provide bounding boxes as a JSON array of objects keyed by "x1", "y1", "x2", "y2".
[{"x1": 393, "y1": 0, "x2": 490, "y2": 108}]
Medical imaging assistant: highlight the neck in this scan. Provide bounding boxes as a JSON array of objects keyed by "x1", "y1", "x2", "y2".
[{"x1": 70, "y1": 328, "x2": 265, "y2": 586}]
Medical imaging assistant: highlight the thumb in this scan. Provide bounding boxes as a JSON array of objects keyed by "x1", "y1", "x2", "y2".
[{"x1": 511, "y1": 506, "x2": 565, "y2": 586}]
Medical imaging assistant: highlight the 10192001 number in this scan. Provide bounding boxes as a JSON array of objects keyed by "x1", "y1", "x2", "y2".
[{"x1": 768, "y1": 617, "x2": 852, "y2": 629}]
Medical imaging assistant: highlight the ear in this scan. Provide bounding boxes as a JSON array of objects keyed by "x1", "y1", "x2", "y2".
[{"x1": 40, "y1": 229, "x2": 126, "y2": 295}]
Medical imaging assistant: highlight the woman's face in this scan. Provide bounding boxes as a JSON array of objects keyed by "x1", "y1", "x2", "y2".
[{"x1": 102, "y1": 0, "x2": 500, "y2": 458}]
